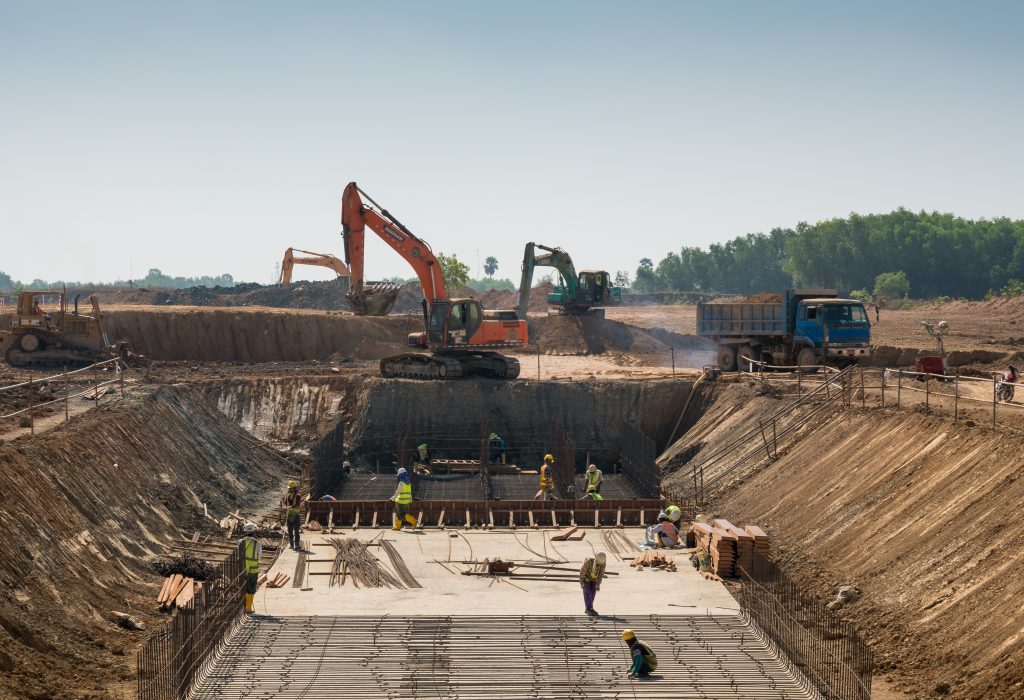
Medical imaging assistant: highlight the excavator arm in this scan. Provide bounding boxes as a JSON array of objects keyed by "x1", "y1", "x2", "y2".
[
  {"x1": 342, "y1": 182, "x2": 446, "y2": 315},
  {"x1": 279, "y1": 248, "x2": 351, "y2": 287},
  {"x1": 515, "y1": 242, "x2": 579, "y2": 319}
]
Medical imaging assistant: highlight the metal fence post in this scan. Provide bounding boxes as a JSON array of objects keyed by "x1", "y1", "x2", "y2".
[
  {"x1": 953, "y1": 371, "x2": 959, "y2": 421},
  {"x1": 671, "y1": 347, "x2": 675, "y2": 377},
  {"x1": 993, "y1": 376, "x2": 998, "y2": 428},
  {"x1": 897, "y1": 369, "x2": 902, "y2": 407},
  {"x1": 880, "y1": 369, "x2": 885, "y2": 408},
  {"x1": 64, "y1": 363, "x2": 69, "y2": 422},
  {"x1": 27, "y1": 371, "x2": 34, "y2": 434},
  {"x1": 925, "y1": 374, "x2": 930, "y2": 409},
  {"x1": 860, "y1": 367, "x2": 865, "y2": 408}
]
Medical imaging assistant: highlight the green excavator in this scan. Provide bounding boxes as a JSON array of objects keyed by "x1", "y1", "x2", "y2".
[{"x1": 514, "y1": 242, "x2": 623, "y2": 319}]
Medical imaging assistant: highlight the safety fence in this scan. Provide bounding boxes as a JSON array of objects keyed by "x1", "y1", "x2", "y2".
[
  {"x1": 678, "y1": 365, "x2": 856, "y2": 507},
  {"x1": 137, "y1": 544, "x2": 246, "y2": 700},
  {"x1": 0, "y1": 357, "x2": 128, "y2": 432},
  {"x1": 737, "y1": 553, "x2": 872, "y2": 700}
]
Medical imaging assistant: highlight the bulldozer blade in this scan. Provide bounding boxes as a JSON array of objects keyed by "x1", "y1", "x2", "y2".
[{"x1": 347, "y1": 287, "x2": 400, "y2": 316}]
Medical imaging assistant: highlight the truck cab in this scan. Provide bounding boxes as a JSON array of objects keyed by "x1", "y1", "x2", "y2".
[{"x1": 793, "y1": 297, "x2": 872, "y2": 365}]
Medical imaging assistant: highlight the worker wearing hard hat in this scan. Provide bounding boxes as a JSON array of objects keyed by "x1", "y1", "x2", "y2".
[
  {"x1": 584, "y1": 464, "x2": 603, "y2": 498},
  {"x1": 488, "y1": 433, "x2": 506, "y2": 464},
  {"x1": 417, "y1": 443, "x2": 429, "y2": 465},
  {"x1": 391, "y1": 468, "x2": 419, "y2": 530},
  {"x1": 283, "y1": 481, "x2": 303, "y2": 551},
  {"x1": 665, "y1": 504, "x2": 682, "y2": 528},
  {"x1": 535, "y1": 454, "x2": 556, "y2": 500},
  {"x1": 621, "y1": 629, "x2": 658, "y2": 678},
  {"x1": 240, "y1": 523, "x2": 261, "y2": 614},
  {"x1": 579, "y1": 552, "x2": 607, "y2": 616},
  {"x1": 646, "y1": 512, "x2": 680, "y2": 548}
]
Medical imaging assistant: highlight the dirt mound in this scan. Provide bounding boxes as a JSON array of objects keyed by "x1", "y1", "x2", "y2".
[
  {"x1": 478, "y1": 282, "x2": 553, "y2": 313},
  {"x1": 103, "y1": 308, "x2": 416, "y2": 362},
  {"x1": 526, "y1": 316, "x2": 710, "y2": 361},
  {"x1": 0, "y1": 386, "x2": 288, "y2": 698},
  {"x1": 744, "y1": 292, "x2": 782, "y2": 303},
  {"x1": 666, "y1": 390, "x2": 1024, "y2": 699}
]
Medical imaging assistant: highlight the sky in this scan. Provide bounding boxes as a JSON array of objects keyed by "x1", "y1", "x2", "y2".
[{"x1": 2, "y1": 1, "x2": 1023, "y2": 286}]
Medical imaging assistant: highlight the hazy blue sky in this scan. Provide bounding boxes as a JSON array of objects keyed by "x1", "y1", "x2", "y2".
[{"x1": 2, "y1": 1, "x2": 1023, "y2": 286}]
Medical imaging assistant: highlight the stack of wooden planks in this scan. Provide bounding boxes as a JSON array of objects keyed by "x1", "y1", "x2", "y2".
[
  {"x1": 629, "y1": 550, "x2": 677, "y2": 571},
  {"x1": 550, "y1": 526, "x2": 586, "y2": 541},
  {"x1": 157, "y1": 574, "x2": 197, "y2": 611},
  {"x1": 262, "y1": 572, "x2": 290, "y2": 588},
  {"x1": 690, "y1": 522, "x2": 772, "y2": 578}
]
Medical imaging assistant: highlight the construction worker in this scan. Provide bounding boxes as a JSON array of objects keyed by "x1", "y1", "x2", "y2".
[
  {"x1": 579, "y1": 552, "x2": 607, "y2": 616},
  {"x1": 391, "y1": 468, "x2": 418, "y2": 530},
  {"x1": 240, "y1": 523, "x2": 261, "y2": 614},
  {"x1": 488, "y1": 433, "x2": 506, "y2": 464},
  {"x1": 535, "y1": 454, "x2": 556, "y2": 500},
  {"x1": 417, "y1": 443, "x2": 429, "y2": 465},
  {"x1": 646, "y1": 512, "x2": 679, "y2": 548},
  {"x1": 665, "y1": 504, "x2": 682, "y2": 528},
  {"x1": 585, "y1": 464, "x2": 603, "y2": 497},
  {"x1": 283, "y1": 481, "x2": 302, "y2": 551},
  {"x1": 621, "y1": 629, "x2": 658, "y2": 678}
]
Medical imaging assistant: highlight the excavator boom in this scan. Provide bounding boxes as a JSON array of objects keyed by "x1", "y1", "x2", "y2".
[
  {"x1": 279, "y1": 248, "x2": 351, "y2": 287},
  {"x1": 342, "y1": 183, "x2": 444, "y2": 315}
]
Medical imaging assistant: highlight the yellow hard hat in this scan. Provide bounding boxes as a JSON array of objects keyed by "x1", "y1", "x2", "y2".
[
  {"x1": 288, "y1": 480, "x2": 296, "y2": 489},
  {"x1": 544, "y1": 454, "x2": 554, "y2": 463},
  {"x1": 621, "y1": 629, "x2": 635, "y2": 641}
]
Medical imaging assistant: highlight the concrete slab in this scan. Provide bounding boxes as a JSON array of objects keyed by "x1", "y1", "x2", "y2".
[{"x1": 255, "y1": 528, "x2": 737, "y2": 618}]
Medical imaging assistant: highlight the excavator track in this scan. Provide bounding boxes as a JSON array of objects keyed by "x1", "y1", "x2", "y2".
[
  {"x1": 379, "y1": 352, "x2": 520, "y2": 380},
  {"x1": 4, "y1": 344, "x2": 105, "y2": 368}
]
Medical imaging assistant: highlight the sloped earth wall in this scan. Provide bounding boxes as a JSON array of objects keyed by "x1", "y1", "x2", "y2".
[
  {"x1": 664, "y1": 386, "x2": 1024, "y2": 700},
  {"x1": 0, "y1": 387, "x2": 288, "y2": 700}
]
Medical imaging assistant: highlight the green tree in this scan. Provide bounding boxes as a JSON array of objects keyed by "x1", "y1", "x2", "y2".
[
  {"x1": 873, "y1": 271, "x2": 910, "y2": 299},
  {"x1": 437, "y1": 252, "x2": 470, "y2": 290},
  {"x1": 634, "y1": 258, "x2": 658, "y2": 292},
  {"x1": 483, "y1": 256, "x2": 498, "y2": 277},
  {"x1": 0, "y1": 270, "x2": 11, "y2": 292}
]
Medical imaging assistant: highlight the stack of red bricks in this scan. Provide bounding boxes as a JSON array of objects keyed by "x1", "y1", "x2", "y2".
[{"x1": 690, "y1": 521, "x2": 771, "y2": 578}]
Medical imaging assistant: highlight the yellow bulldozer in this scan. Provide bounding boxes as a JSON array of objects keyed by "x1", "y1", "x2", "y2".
[{"x1": 2, "y1": 290, "x2": 128, "y2": 368}]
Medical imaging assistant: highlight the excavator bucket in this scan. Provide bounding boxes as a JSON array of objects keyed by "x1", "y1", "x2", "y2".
[{"x1": 346, "y1": 282, "x2": 400, "y2": 316}]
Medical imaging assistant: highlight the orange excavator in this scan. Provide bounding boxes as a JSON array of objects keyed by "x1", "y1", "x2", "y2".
[
  {"x1": 342, "y1": 182, "x2": 527, "y2": 379},
  {"x1": 279, "y1": 247, "x2": 351, "y2": 287}
]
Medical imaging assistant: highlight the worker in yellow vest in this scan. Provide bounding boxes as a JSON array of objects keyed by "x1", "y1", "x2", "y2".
[
  {"x1": 585, "y1": 464, "x2": 603, "y2": 498},
  {"x1": 622, "y1": 629, "x2": 658, "y2": 678},
  {"x1": 283, "y1": 481, "x2": 303, "y2": 551},
  {"x1": 535, "y1": 454, "x2": 556, "y2": 500},
  {"x1": 391, "y1": 468, "x2": 419, "y2": 530},
  {"x1": 240, "y1": 523, "x2": 261, "y2": 614}
]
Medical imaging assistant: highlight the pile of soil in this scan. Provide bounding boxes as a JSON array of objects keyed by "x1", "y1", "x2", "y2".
[
  {"x1": 478, "y1": 282, "x2": 553, "y2": 313},
  {"x1": 744, "y1": 292, "x2": 782, "y2": 303},
  {"x1": 0, "y1": 385, "x2": 288, "y2": 699},
  {"x1": 527, "y1": 315, "x2": 710, "y2": 360},
  {"x1": 149, "y1": 279, "x2": 353, "y2": 310}
]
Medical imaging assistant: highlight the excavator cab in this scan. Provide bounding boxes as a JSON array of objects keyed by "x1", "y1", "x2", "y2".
[{"x1": 417, "y1": 299, "x2": 483, "y2": 348}]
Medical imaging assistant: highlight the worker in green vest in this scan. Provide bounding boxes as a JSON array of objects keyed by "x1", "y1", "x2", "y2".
[
  {"x1": 240, "y1": 523, "x2": 261, "y2": 614},
  {"x1": 585, "y1": 463, "x2": 603, "y2": 497},
  {"x1": 283, "y1": 481, "x2": 303, "y2": 551},
  {"x1": 391, "y1": 468, "x2": 418, "y2": 530}
]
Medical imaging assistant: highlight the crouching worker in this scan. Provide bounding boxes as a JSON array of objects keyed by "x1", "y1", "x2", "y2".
[
  {"x1": 391, "y1": 468, "x2": 419, "y2": 530},
  {"x1": 240, "y1": 522, "x2": 261, "y2": 614},
  {"x1": 621, "y1": 629, "x2": 658, "y2": 678},
  {"x1": 579, "y1": 552, "x2": 607, "y2": 616},
  {"x1": 645, "y1": 512, "x2": 680, "y2": 548}
]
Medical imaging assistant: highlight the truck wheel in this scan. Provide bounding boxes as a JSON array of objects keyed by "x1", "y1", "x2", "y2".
[
  {"x1": 738, "y1": 345, "x2": 756, "y2": 372},
  {"x1": 796, "y1": 347, "x2": 819, "y2": 373},
  {"x1": 717, "y1": 346, "x2": 737, "y2": 372}
]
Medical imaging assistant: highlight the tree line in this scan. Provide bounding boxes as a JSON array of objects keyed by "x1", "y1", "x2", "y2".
[
  {"x1": 0, "y1": 268, "x2": 235, "y2": 293},
  {"x1": 634, "y1": 209, "x2": 1024, "y2": 300}
]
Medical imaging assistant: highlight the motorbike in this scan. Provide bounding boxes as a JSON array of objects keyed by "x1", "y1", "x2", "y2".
[{"x1": 996, "y1": 380, "x2": 1015, "y2": 402}]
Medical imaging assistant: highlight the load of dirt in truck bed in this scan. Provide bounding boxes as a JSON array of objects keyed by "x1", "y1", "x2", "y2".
[
  {"x1": 0, "y1": 385, "x2": 288, "y2": 699},
  {"x1": 743, "y1": 292, "x2": 782, "y2": 303},
  {"x1": 663, "y1": 384, "x2": 1024, "y2": 700}
]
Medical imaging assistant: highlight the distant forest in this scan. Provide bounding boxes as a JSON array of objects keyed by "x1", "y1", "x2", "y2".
[
  {"x1": 0, "y1": 268, "x2": 235, "y2": 293},
  {"x1": 635, "y1": 209, "x2": 1024, "y2": 299}
]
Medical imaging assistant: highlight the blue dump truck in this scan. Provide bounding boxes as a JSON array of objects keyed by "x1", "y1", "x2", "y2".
[{"x1": 696, "y1": 289, "x2": 872, "y2": 371}]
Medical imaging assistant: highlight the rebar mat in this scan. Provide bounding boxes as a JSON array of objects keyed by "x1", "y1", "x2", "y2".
[{"x1": 190, "y1": 614, "x2": 822, "y2": 699}]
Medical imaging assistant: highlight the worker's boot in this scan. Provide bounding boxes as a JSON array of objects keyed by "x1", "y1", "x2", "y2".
[
  {"x1": 392, "y1": 515, "x2": 402, "y2": 531},
  {"x1": 405, "y1": 514, "x2": 418, "y2": 529},
  {"x1": 244, "y1": 593, "x2": 254, "y2": 614}
]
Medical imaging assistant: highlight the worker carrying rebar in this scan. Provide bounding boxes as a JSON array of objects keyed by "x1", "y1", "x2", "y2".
[
  {"x1": 391, "y1": 467, "x2": 419, "y2": 530},
  {"x1": 646, "y1": 512, "x2": 680, "y2": 548},
  {"x1": 283, "y1": 481, "x2": 303, "y2": 551},
  {"x1": 621, "y1": 629, "x2": 658, "y2": 678},
  {"x1": 488, "y1": 433, "x2": 506, "y2": 464},
  {"x1": 240, "y1": 523, "x2": 261, "y2": 614},
  {"x1": 579, "y1": 552, "x2": 607, "y2": 616},
  {"x1": 585, "y1": 464, "x2": 603, "y2": 497},
  {"x1": 535, "y1": 453, "x2": 556, "y2": 500}
]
